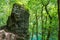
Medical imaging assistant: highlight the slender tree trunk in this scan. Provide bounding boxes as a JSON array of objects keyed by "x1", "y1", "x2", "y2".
[
  {"x1": 35, "y1": 11, "x2": 38, "y2": 40},
  {"x1": 41, "y1": 6, "x2": 44, "y2": 40},
  {"x1": 45, "y1": 14, "x2": 47, "y2": 40},
  {"x1": 46, "y1": 27, "x2": 51, "y2": 40},
  {"x1": 31, "y1": 24, "x2": 34, "y2": 40},
  {"x1": 41, "y1": 0, "x2": 50, "y2": 40},
  {"x1": 58, "y1": 0, "x2": 60, "y2": 40},
  {"x1": 45, "y1": 6, "x2": 52, "y2": 40}
]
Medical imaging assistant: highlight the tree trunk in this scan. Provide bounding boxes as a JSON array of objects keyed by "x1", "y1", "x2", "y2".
[
  {"x1": 41, "y1": 6, "x2": 44, "y2": 40},
  {"x1": 45, "y1": 6, "x2": 52, "y2": 40},
  {"x1": 31, "y1": 24, "x2": 34, "y2": 40},
  {"x1": 35, "y1": 10, "x2": 38, "y2": 40},
  {"x1": 58, "y1": 0, "x2": 60, "y2": 40}
]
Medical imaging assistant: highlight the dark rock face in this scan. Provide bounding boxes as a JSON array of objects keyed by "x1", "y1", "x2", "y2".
[{"x1": 0, "y1": 3, "x2": 29, "y2": 40}]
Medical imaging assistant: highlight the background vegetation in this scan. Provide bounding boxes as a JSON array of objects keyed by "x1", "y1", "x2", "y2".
[{"x1": 0, "y1": 0, "x2": 58, "y2": 40}]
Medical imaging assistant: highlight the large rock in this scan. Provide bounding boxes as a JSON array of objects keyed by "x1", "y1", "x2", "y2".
[
  {"x1": 0, "y1": 30, "x2": 16, "y2": 40},
  {"x1": 0, "y1": 3, "x2": 29, "y2": 40}
]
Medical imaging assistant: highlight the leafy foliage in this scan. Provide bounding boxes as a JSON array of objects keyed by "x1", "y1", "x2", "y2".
[{"x1": 0, "y1": 0, "x2": 58, "y2": 40}]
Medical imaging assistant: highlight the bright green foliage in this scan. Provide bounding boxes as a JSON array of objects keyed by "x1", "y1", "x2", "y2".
[{"x1": 0, "y1": 0, "x2": 58, "y2": 40}]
